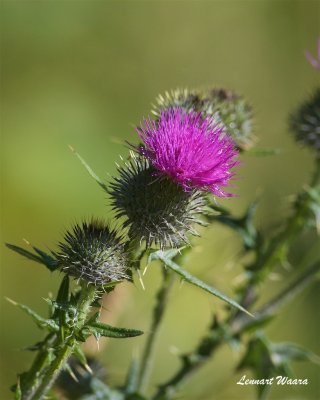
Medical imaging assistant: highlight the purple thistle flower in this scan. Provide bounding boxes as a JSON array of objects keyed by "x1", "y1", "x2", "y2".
[
  {"x1": 305, "y1": 37, "x2": 320, "y2": 70},
  {"x1": 137, "y1": 108, "x2": 239, "y2": 197}
]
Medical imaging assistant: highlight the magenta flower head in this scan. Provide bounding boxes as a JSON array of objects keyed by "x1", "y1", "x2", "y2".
[
  {"x1": 305, "y1": 37, "x2": 320, "y2": 70},
  {"x1": 137, "y1": 108, "x2": 239, "y2": 197}
]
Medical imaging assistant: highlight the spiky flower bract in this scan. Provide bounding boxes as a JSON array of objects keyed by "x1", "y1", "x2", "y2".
[
  {"x1": 289, "y1": 88, "x2": 320, "y2": 154},
  {"x1": 138, "y1": 108, "x2": 239, "y2": 197},
  {"x1": 153, "y1": 88, "x2": 254, "y2": 150},
  {"x1": 109, "y1": 155, "x2": 205, "y2": 249},
  {"x1": 55, "y1": 220, "x2": 129, "y2": 286}
]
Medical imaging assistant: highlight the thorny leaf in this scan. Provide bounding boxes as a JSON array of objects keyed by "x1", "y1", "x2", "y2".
[
  {"x1": 149, "y1": 249, "x2": 253, "y2": 317},
  {"x1": 78, "y1": 313, "x2": 143, "y2": 341},
  {"x1": 204, "y1": 202, "x2": 258, "y2": 249},
  {"x1": 87, "y1": 314, "x2": 143, "y2": 339},
  {"x1": 6, "y1": 243, "x2": 58, "y2": 272},
  {"x1": 6, "y1": 298, "x2": 59, "y2": 332},
  {"x1": 70, "y1": 146, "x2": 109, "y2": 192}
]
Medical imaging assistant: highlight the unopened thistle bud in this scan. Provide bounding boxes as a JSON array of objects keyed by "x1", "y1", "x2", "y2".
[
  {"x1": 153, "y1": 88, "x2": 254, "y2": 150},
  {"x1": 109, "y1": 155, "x2": 205, "y2": 249},
  {"x1": 289, "y1": 88, "x2": 320, "y2": 154},
  {"x1": 55, "y1": 220, "x2": 129, "y2": 286}
]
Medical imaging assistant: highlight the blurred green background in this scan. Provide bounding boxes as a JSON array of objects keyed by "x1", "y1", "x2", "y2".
[{"x1": 1, "y1": 1, "x2": 320, "y2": 399}]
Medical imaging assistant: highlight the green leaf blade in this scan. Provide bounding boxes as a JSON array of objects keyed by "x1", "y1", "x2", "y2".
[
  {"x1": 6, "y1": 243, "x2": 58, "y2": 271},
  {"x1": 70, "y1": 146, "x2": 109, "y2": 192},
  {"x1": 151, "y1": 250, "x2": 253, "y2": 317},
  {"x1": 87, "y1": 321, "x2": 143, "y2": 339},
  {"x1": 6, "y1": 243, "x2": 45, "y2": 264},
  {"x1": 6, "y1": 298, "x2": 59, "y2": 332}
]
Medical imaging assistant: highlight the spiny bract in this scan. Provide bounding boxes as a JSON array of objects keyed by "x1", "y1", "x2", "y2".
[
  {"x1": 55, "y1": 220, "x2": 129, "y2": 286},
  {"x1": 109, "y1": 155, "x2": 205, "y2": 249},
  {"x1": 290, "y1": 88, "x2": 320, "y2": 154}
]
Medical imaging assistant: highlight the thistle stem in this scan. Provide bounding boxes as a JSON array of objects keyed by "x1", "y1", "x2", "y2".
[
  {"x1": 230, "y1": 260, "x2": 320, "y2": 334},
  {"x1": 22, "y1": 284, "x2": 97, "y2": 400},
  {"x1": 30, "y1": 340, "x2": 74, "y2": 400},
  {"x1": 20, "y1": 333, "x2": 56, "y2": 400},
  {"x1": 138, "y1": 268, "x2": 175, "y2": 394}
]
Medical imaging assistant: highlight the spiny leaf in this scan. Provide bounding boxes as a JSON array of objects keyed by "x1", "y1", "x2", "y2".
[
  {"x1": 6, "y1": 298, "x2": 59, "y2": 332},
  {"x1": 73, "y1": 345, "x2": 92, "y2": 373},
  {"x1": 88, "y1": 322, "x2": 143, "y2": 339},
  {"x1": 150, "y1": 250, "x2": 253, "y2": 317},
  {"x1": 32, "y1": 246, "x2": 58, "y2": 270},
  {"x1": 6, "y1": 243, "x2": 58, "y2": 271},
  {"x1": 271, "y1": 342, "x2": 320, "y2": 365},
  {"x1": 6, "y1": 244, "x2": 46, "y2": 264},
  {"x1": 86, "y1": 314, "x2": 143, "y2": 338},
  {"x1": 56, "y1": 276, "x2": 70, "y2": 305},
  {"x1": 205, "y1": 202, "x2": 258, "y2": 249},
  {"x1": 69, "y1": 146, "x2": 108, "y2": 192}
]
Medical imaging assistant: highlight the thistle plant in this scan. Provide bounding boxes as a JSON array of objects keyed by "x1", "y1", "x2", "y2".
[{"x1": 6, "y1": 39, "x2": 320, "y2": 400}]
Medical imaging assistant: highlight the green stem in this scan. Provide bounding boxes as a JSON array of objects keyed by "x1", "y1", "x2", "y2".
[
  {"x1": 138, "y1": 268, "x2": 175, "y2": 394},
  {"x1": 22, "y1": 284, "x2": 97, "y2": 400},
  {"x1": 30, "y1": 340, "x2": 74, "y2": 400},
  {"x1": 230, "y1": 260, "x2": 320, "y2": 334},
  {"x1": 20, "y1": 333, "x2": 56, "y2": 400}
]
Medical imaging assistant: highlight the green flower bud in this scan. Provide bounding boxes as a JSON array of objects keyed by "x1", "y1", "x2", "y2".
[
  {"x1": 56, "y1": 220, "x2": 129, "y2": 287},
  {"x1": 109, "y1": 155, "x2": 205, "y2": 249},
  {"x1": 153, "y1": 88, "x2": 254, "y2": 150},
  {"x1": 290, "y1": 88, "x2": 320, "y2": 154}
]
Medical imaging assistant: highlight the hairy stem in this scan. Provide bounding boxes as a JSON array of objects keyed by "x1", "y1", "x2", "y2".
[
  {"x1": 22, "y1": 284, "x2": 97, "y2": 400},
  {"x1": 30, "y1": 340, "x2": 74, "y2": 400},
  {"x1": 138, "y1": 268, "x2": 175, "y2": 394},
  {"x1": 20, "y1": 333, "x2": 56, "y2": 400}
]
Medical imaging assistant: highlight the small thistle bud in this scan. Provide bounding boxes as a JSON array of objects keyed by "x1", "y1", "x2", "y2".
[
  {"x1": 55, "y1": 220, "x2": 129, "y2": 286},
  {"x1": 289, "y1": 88, "x2": 320, "y2": 154},
  {"x1": 109, "y1": 155, "x2": 205, "y2": 249},
  {"x1": 153, "y1": 88, "x2": 254, "y2": 150}
]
